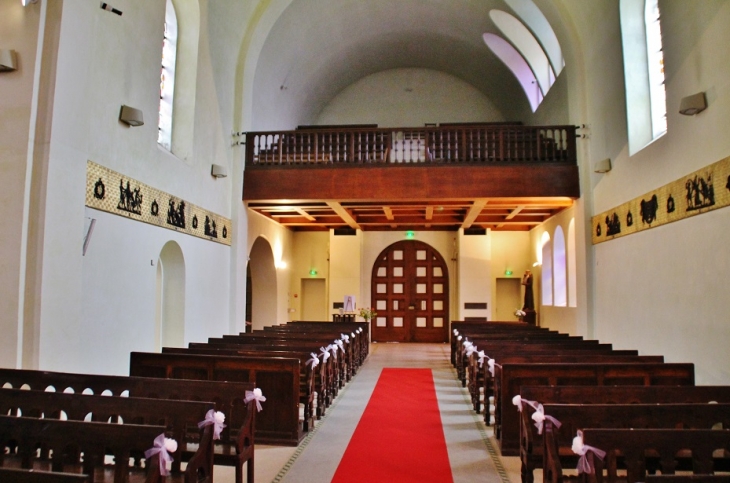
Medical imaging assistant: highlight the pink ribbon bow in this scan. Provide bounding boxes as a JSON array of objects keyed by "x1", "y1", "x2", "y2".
[
  {"x1": 340, "y1": 333, "x2": 350, "y2": 342},
  {"x1": 530, "y1": 403, "x2": 562, "y2": 435},
  {"x1": 307, "y1": 352, "x2": 320, "y2": 368},
  {"x1": 572, "y1": 430, "x2": 606, "y2": 474},
  {"x1": 144, "y1": 433, "x2": 176, "y2": 476},
  {"x1": 334, "y1": 339, "x2": 345, "y2": 352},
  {"x1": 245, "y1": 388, "x2": 267, "y2": 412},
  {"x1": 198, "y1": 409, "x2": 226, "y2": 440},
  {"x1": 512, "y1": 395, "x2": 539, "y2": 412}
]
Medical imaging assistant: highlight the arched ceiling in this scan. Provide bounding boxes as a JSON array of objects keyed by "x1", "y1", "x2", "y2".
[{"x1": 250, "y1": 0, "x2": 570, "y2": 130}]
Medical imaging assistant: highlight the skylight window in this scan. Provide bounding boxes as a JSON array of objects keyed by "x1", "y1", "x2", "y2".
[
  {"x1": 482, "y1": 33, "x2": 542, "y2": 112},
  {"x1": 483, "y1": 0, "x2": 564, "y2": 112}
]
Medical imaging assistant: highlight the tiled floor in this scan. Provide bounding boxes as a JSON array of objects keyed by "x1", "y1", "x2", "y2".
[{"x1": 223, "y1": 342, "x2": 523, "y2": 483}]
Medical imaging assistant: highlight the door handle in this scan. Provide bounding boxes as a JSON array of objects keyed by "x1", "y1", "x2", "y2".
[{"x1": 408, "y1": 305, "x2": 416, "y2": 310}]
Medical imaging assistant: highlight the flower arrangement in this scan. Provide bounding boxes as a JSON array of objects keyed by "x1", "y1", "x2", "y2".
[
  {"x1": 515, "y1": 309, "x2": 526, "y2": 317},
  {"x1": 358, "y1": 307, "x2": 377, "y2": 321}
]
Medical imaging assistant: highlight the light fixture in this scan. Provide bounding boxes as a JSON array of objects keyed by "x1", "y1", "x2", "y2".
[
  {"x1": 679, "y1": 92, "x2": 707, "y2": 116},
  {"x1": 22, "y1": 0, "x2": 39, "y2": 6},
  {"x1": 119, "y1": 105, "x2": 144, "y2": 127},
  {"x1": 211, "y1": 164, "x2": 228, "y2": 178},
  {"x1": 0, "y1": 50, "x2": 18, "y2": 72},
  {"x1": 594, "y1": 158, "x2": 612, "y2": 174}
]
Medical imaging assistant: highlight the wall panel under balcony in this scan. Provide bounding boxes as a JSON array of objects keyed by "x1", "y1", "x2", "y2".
[{"x1": 242, "y1": 163, "x2": 579, "y2": 201}]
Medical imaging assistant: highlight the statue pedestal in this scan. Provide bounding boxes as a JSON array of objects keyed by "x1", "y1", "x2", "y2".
[{"x1": 521, "y1": 308, "x2": 537, "y2": 326}]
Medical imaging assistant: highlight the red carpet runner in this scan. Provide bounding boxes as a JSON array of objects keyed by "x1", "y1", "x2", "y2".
[{"x1": 331, "y1": 368, "x2": 453, "y2": 482}]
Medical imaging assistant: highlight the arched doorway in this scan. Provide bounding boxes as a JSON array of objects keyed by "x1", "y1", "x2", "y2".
[
  {"x1": 248, "y1": 237, "x2": 277, "y2": 331},
  {"x1": 371, "y1": 240, "x2": 449, "y2": 343},
  {"x1": 155, "y1": 241, "x2": 185, "y2": 349}
]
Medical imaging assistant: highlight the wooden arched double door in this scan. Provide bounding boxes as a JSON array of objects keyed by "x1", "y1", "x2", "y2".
[{"x1": 371, "y1": 240, "x2": 449, "y2": 343}]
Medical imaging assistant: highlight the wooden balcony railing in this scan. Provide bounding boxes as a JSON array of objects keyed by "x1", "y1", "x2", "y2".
[{"x1": 244, "y1": 124, "x2": 577, "y2": 167}]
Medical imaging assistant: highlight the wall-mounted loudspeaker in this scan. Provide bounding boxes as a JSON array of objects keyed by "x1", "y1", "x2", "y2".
[
  {"x1": 594, "y1": 158, "x2": 612, "y2": 173},
  {"x1": 679, "y1": 92, "x2": 707, "y2": 116},
  {"x1": 211, "y1": 164, "x2": 228, "y2": 178},
  {"x1": 119, "y1": 105, "x2": 144, "y2": 126},
  {"x1": 0, "y1": 49, "x2": 18, "y2": 72}
]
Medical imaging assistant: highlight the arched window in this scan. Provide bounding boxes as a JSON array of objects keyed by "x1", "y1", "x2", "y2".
[
  {"x1": 540, "y1": 232, "x2": 553, "y2": 306},
  {"x1": 553, "y1": 226, "x2": 566, "y2": 307},
  {"x1": 620, "y1": 0, "x2": 666, "y2": 155},
  {"x1": 158, "y1": 0, "x2": 178, "y2": 151},
  {"x1": 567, "y1": 218, "x2": 577, "y2": 307},
  {"x1": 484, "y1": 0, "x2": 564, "y2": 112}
]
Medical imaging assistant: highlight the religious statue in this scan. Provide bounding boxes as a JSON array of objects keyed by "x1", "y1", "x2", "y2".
[{"x1": 521, "y1": 270, "x2": 534, "y2": 310}]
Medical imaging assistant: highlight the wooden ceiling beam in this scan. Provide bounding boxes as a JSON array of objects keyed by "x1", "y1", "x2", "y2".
[
  {"x1": 461, "y1": 199, "x2": 488, "y2": 229},
  {"x1": 326, "y1": 201, "x2": 361, "y2": 230}
]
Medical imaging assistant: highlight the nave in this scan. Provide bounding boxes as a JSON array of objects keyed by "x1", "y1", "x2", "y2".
[{"x1": 247, "y1": 343, "x2": 518, "y2": 483}]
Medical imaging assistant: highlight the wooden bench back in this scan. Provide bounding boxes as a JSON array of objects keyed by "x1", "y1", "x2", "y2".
[{"x1": 496, "y1": 362, "x2": 695, "y2": 456}]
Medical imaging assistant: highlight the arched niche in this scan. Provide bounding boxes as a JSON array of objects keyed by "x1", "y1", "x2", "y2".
[
  {"x1": 156, "y1": 240, "x2": 185, "y2": 349},
  {"x1": 248, "y1": 236, "x2": 278, "y2": 331}
]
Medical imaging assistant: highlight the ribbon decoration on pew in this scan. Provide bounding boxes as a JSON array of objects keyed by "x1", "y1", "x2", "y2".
[
  {"x1": 245, "y1": 388, "x2": 267, "y2": 412},
  {"x1": 145, "y1": 433, "x2": 177, "y2": 476},
  {"x1": 572, "y1": 430, "x2": 606, "y2": 475},
  {"x1": 530, "y1": 403, "x2": 562, "y2": 435},
  {"x1": 477, "y1": 351, "x2": 486, "y2": 368},
  {"x1": 328, "y1": 344, "x2": 338, "y2": 360},
  {"x1": 335, "y1": 339, "x2": 345, "y2": 353},
  {"x1": 465, "y1": 344, "x2": 477, "y2": 358},
  {"x1": 307, "y1": 352, "x2": 320, "y2": 368},
  {"x1": 320, "y1": 346, "x2": 331, "y2": 362},
  {"x1": 512, "y1": 395, "x2": 540, "y2": 412},
  {"x1": 487, "y1": 358, "x2": 496, "y2": 376},
  {"x1": 198, "y1": 409, "x2": 227, "y2": 440},
  {"x1": 340, "y1": 334, "x2": 350, "y2": 343}
]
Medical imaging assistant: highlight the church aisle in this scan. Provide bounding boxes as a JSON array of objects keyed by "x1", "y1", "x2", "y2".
[{"x1": 249, "y1": 342, "x2": 517, "y2": 483}]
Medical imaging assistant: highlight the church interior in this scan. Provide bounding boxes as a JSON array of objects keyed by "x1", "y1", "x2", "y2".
[{"x1": 2, "y1": 0, "x2": 730, "y2": 481}]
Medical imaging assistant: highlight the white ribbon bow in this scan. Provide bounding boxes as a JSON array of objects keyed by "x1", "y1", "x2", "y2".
[
  {"x1": 457, "y1": 335, "x2": 463, "y2": 341},
  {"x1": 512, "y1": 395, "x2": 539, "y2": 412},
  {"x1": 320, "y1": 346, "x2": 331, "y2": 362},
  {"x1": 572, "y1": 430, "x2": 606, "y2": 474},
  {"x1": 530, "y1": 403, "x2": 562, "y2": 435},
  {"x1": 328, "y1": 344, "x2": 338, "y2": 360},
  {"x1": 335, "y1": 339, "x2": 345, "y2": 352},
  {"x1": 465, "y1": 345, "x2": 477, "y2": 357},
  {"x1": 144, "y1": 433, "x2": 177, "y2": 476},
  {"x1": 307, "y1": 352, "x2": 320, "y2": 368},
  {"x1": 477, "y1": 351, "x2": 486, "y2": 368},
  {"x1": 198, "y1": 409, "x2": 226, "y2": 440},
  {"x1": 453, "y1": 329, "x2": 459, "y2": 336},
  {"x1": 351, "y1": 332, "x2": 355, "y2": 338},
  {"x1": 487, "y1": 358, "x2": 496, "y2": 377},
  {"x1": 340, "y1": 333, "x2": 350, "y2": 342},
  {"x1": 245, "y1": 388, "x2": 267, "y2": 412}
]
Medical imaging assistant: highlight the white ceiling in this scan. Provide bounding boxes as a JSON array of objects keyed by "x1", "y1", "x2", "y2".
[{"x1": 250, "y1": 0, "x2": 571, "y2": 130}]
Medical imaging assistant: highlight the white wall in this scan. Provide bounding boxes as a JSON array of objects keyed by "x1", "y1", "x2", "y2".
[
  {"x1": 567, "y1": 0, "x2": 730, "y2": 382},
  {"x1": 316, "y1": 68, "x2": 505, "y2": 127},
  {"x1": 457, "y1": 231, "x2": 492, "y2": 321}
]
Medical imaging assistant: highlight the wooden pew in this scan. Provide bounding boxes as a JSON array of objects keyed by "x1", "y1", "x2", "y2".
[
  {"x1": 0, "y1": 368, "x2": 256, "y2": 483},
  {"x1": 0, "y1": 387, "x2": 215, "y2": 480},
  {"x1": 0, "y1": 415, "x2": 174, "y2": 483},
  {"x1": 544, "y1": 425, "x2": 730, "y2": 483},
  {"x1": 468, "y1": 353, "x2": 663, "y2": 415},
  {"x1": 521, "y1": 402, "x2": 730, "y2": 483},
  {"x1": 129, "y1": 351, "x2": 304, "y2": 446},
  {"x1": 495, "y1": 362, "x2": 696, "y2": 456},
  {"x1": 470, "y1": 349, "x2": 645, "y2": 416},
  {"x1": 166, "y1": 345, "x2": 327, "y2": 421}
]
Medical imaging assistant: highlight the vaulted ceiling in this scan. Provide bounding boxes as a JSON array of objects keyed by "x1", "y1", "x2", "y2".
[{"x1": 250, "y1": 0, "x2": 572, "y2": 130}]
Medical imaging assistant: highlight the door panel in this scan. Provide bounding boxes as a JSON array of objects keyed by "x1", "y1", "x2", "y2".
[{"x1": 371, "y1": 241, "x2": 449, "y2": 342}]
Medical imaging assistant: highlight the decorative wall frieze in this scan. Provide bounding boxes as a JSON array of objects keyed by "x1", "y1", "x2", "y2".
[
  {"x1": 86, "y1": 161, "x2": 231, "y2": 246},
  {"x1": 592, "y1": 155, "x2": 730, "y2": 245}
]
